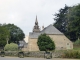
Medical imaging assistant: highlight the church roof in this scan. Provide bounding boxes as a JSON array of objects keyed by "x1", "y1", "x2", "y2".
[
  {"x1": 41, "y1": 24, "x2": 63, "y2": 34},
  {"x1": 29, "y1": 24, "x2": 63, "y2": 39},
  {"x1": 29, "y1": 32, "x2": 41, "y2": 38}
]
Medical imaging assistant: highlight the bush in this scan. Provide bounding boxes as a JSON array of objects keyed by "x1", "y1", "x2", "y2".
[
  {"x1": 4, "y1": 43, "x2": 18, "y2": 51},
  {"x1": 63, "y1": 50, "x2": 80, "y2": 58},
  {"x1": 37, "y1": 33, "x2": 55, "y2": 51},
  {"x1": 4, "y1": 44, "x2": 9, "y2": 51},
  {"x1": 74, "y1": 39, "x2": 80, "y2": 45}
]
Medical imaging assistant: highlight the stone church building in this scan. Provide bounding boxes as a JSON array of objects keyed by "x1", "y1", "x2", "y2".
[{"x1": 27, "y1": 16, "x2": 73, "y2": 51}]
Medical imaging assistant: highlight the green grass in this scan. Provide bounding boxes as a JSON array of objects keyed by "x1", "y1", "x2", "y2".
[{"x1": 73, "y1": 48, "x2": 80, "y2": 50}]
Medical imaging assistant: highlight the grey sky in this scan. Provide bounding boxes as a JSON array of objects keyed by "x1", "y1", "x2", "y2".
[{"x1": 0, "y1": 0, "x2": 80, "y2": 36}]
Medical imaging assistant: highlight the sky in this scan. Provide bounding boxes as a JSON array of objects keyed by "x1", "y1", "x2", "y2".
[{"x1": 0, "y1": 0, "x2": 80, "y2": 36}]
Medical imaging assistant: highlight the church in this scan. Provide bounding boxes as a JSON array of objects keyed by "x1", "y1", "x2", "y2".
[{"x1": 27, "y1": 16, "x2": 73, "y2": 51}]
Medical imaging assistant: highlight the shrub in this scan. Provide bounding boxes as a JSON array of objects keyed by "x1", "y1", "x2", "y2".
[
  {"x1": 4, "y1": 43, "x2": 18, "y2": 51},
  {"x1": 4, "y1": 44, "x2": 10, "y2": 51},
  {"x1": 74, "y1": 39, "x2": 80, "y2": 45},
  {"x1": 63, "y1": 50, "x2": 80, "y2": 59},
  {"x1": 37, "y1": 33, "x2": 55, "y2": 51}
]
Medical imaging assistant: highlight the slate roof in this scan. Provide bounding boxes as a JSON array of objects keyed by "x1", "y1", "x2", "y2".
[
  {"x1": 19, "y1": 40, "x2": 28, "y2": 48},
  {"x1": 29, "y1": 32, "x2": 41, "y2": 38},
  {"x1": 41, "y1": 24, "x2": 63, "y2": 34},
  {"x1": 29, "y1": 24, "x2": 63, "y2": 39}
]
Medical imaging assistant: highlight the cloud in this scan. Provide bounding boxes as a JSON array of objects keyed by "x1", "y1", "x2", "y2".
[{"x1": 0, "y1": 0, "x2": 80, "y2": 35}]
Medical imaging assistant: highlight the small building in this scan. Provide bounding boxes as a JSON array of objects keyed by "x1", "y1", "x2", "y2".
[
  {"x1": 19, "y1": 40, "x2": 28, "y2": 50},
  {"x1": 27, "y1": 16, "x2": 73, "y2": 51}
]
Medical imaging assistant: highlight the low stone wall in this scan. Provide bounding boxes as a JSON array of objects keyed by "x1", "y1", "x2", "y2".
[
  {"x1": 4, "y1": 51, "x2": 18, "y2": 57},
  {"x1": 0, "y1": 51, "x2": 65, "y2": 58},
  {"x1": 24, "y1": 51, "x2": 45, "y2": 58},
  {"x1": 52, "y1": 50, "x2": 64, "y2": 58}
]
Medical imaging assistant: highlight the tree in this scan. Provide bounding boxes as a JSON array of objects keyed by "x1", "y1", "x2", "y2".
[
  {"x1": 54, "y1": 4, "x2": 80, "y2": 41},
  {"x1": 67, "y1": 4, "x2": 80, "y2": 41},
  {"x1": 54, "y1": 5, "x2": 69, "y2": 34},
  {"x1": 37, "y1": 33, "x2": 55, "y2": 51},
  {"x1": 3, "y1": 24, "x2": 25, "y2": 44},
  {"x1": 0, "y1": 25, "x2": 10, "y2": 47}
]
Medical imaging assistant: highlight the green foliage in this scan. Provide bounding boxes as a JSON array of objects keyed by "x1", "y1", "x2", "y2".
[
  {"x1": 74, "y1": 39, "x2": 80, "y2": 45},
  {"x1": 0, "y1": 23, "x2": 25, "y2": 47},
  {"x1": 4, "y1": 43, "x2": 18, "y2": 51},
  {"x1": 63, "y1": 50, "x2": 80, "y2": 58},
  {"x1": 0, "y1": 25, "x2": 10, "y2": 47},
  {"x1": 54, "y1": 5, "x2": 71, "y2": 41},
  {"x1": 54, "y1": 5, "x2": 69, "y2": 34},
  {"x1": 54, "y1": 4, "x2": 80, "y2": 41},
  {"x1": 37, "y1": 33, "x2": 55, "y2": 51},
  {"x1": 3, "y1": 24, "x2": 25, "y2": 44},
  {"x1": 73, "y1": 43, "x2": 80, "y2": 50},
  {"x1": 67, "y1": 4, "x2": 80, "y2": 41},
  {"x1": 4, "y1": 44, "x2": 9, "y2": 51}
]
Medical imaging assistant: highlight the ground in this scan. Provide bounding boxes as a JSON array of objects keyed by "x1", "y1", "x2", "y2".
[{"x1": 0, "y1": 57, "x2": 79, "y2": 60}]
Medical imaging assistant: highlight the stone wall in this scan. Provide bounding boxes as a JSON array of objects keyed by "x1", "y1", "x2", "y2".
[
  {"x1": 1, "y1": 50, "x2": 80, "y2": 58},
  {"x1": 24, "y1": 51, "x2": 45, "y2": 58},
  {"x1": 49, "y1": 34, "x2": 73, "y2": 50},
  {"x1": 4, "y1": 51, "x2": 18, "y2": 57},
  {"x1": 28, "y1": 34, "x2": 73, "y2": 51},
  {"x1": 28, "y1": 38, "x2": 39, "y2": 51},
  {"x1": 24, "y1": 51, "x2": 64, "y2": 58},
  {"x1": 0, "y1": 51, "x2": 66, "y2": 58}
]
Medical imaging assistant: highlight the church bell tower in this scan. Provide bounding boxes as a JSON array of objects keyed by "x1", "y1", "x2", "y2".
[{"x1": 33, "y1": 16, "x2": 40, "y2": 32}]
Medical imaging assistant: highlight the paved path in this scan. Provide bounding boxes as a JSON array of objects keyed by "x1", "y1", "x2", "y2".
[{"x1": 0, "y1": 57, "x2": 79, "y2": 60}]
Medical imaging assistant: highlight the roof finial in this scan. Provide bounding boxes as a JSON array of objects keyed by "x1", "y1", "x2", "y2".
[
  {"x1": 35, "y1": 15, "x2": 38, "y2": 25},
  {"x1": 42, "y1": 24, "x2": 44, "y2": 30},
  {"x1": 36, "y1": 15, "x2": 37, "y2": 21}
]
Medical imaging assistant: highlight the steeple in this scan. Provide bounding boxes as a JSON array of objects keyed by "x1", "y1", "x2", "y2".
[
  {"x1": 35, "y1": 15, "x2": 38, "y2": 25},
  {"x1": 33, "y1": 16, "x2": 40, "y2": 32}
]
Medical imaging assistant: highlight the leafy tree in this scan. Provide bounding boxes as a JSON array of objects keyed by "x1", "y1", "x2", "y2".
[
  {"x1": 0, "y1": 25, "x2": 10, "y2": 47},
  {"x1": 3, "y1": 24, "x2": 25, "y2": 44},
  {"x1": 54, "y1": 4, "x2": 80, "y2": 41},
  {"x1": 54, "y1": 5, "x2": 71, "y2": 40},
  {"x1": 67, "y1": 4, "x2": 80, "y2": 41},
  {"x1": 54, "y1": 5, "x2": 69, "y2": 34},
  {"x1": 37, "y1": 33, "x2": 55, "y2": 51}
]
